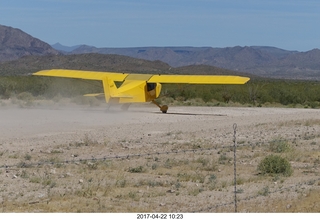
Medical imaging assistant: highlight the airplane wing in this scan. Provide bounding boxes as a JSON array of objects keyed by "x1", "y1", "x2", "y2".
[
  {"x1": 33, "y1": 69, "x2": 249, "y2": 84},
  {"x1": 148, "y1": 75, "x2": 250, "y2": 84},
  {"x1": 33, "y1": 69, "x2": 128, "y2": 82}
]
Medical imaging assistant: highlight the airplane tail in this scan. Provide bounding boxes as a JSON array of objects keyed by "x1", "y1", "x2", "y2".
[{"x1": 102, "y1": 77, "x2": 117, "y2": 103}]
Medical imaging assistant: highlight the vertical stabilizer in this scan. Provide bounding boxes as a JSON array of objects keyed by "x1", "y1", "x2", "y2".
[{"x1": 102, "y1": 77, "x2": 117, "y2": 103}]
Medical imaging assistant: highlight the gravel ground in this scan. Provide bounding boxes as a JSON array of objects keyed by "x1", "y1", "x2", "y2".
[{"x1": 0, "y1": 104, "x2": 319, "y2": 212}]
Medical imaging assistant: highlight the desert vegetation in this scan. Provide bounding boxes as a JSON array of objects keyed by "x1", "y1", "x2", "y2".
[{"x1": 1, "y1": 76, "x2": 320, "y2": 108}]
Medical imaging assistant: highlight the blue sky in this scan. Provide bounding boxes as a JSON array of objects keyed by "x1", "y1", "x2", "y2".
[{"x1": 1, "y1": 0, "x2": 320, "y2": 51}]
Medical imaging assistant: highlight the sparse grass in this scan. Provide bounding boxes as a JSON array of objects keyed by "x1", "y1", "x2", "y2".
[
  {"x1": 177, "y1": 172, "x2": 206, "y2": 183},
  {"x1": 24, "y1": 154, "x2": 32, "y2": 161},
  {"x1": 188, "y1": 187, "x2": 204, "y2": 196},
  {"x1": 258, "y1": 186, "x2": 270, "y2": 196},
  {"x1": 20, "y1": 170, "x2": 29, "y2": 179},
  {"x1": 218, "y1": 153, "x2": 231, "y2": 164},
  {"x1": 30, "y1": 176, "x2": 41, "y2": 184},
  {"x1": 128, "y1": 166, "x2": 145, "y2": 173},
  {"x1": 269, "y1": 138, "x2": 292, "y2": 153},
  {"x1": 303, "y1": 119, "x2": 320, "y2": 126},
  {"x1": 8, "y1": 153, "x2": 19, "y2": 159}
]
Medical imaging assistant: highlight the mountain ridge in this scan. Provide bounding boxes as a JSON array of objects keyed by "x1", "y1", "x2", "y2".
[
  {"x1": 1, "y1": 24, "x2": 320, "y2": 80},
  {"x1": 0, "y1": 24, "x2": 60, "y2": 61},
  {"x1": 0, "y1": 53, "x2": 255, "y2": 79},
  {"x1": 53, "y1": 43, "x2": 320, "y2": 79}
]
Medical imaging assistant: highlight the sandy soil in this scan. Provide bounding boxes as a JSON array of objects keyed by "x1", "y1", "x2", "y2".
[{"x1": 0, "y1": 104, "x2": 319, "y2": 212}]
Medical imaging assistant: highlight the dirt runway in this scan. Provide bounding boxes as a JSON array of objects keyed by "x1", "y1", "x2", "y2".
[{"x1": 0, "y1": 105, "x2": 319, "y2": 212}]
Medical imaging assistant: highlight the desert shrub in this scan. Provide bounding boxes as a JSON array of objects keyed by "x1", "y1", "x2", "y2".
[
  {"x1": 258, "y1": 186, "x2": 270, "y2": 196},
  {"x1": 269, "y1": 138, "x2": 292, "y2": 153},
  {"x1": 116, "y1": 179, "x2": 127, "y2": 188},
  {"x1": 258, "y1": 154, "x2": 293, "y2": 176},
  {"x1": 200, "y1": 90, "x2": 213, "y2": 103},
  {"x1": 177, "y1": 172, "x2": 205, "y2": 183},
  {"x1": 16, "y1": 92, "x2": 35, "y2": 107},
  {"x1": 307, "y1": 101, "x2": 320, "y2": 108},
  {"x1": 24, "y1": 154, "x2": 32, "y2": 161},
  {"x1": 17, "y1": 92, "x2": 34, "y2": 101},
  {"x1": 208, "y1": 174, "x2": 217, "y2": 183},
  {"x1": 218, "y1": 153, "x2": 229, "y2": 164},
  {"x1": 128, "y1": 166, "x2": 145, "y2": 173}
]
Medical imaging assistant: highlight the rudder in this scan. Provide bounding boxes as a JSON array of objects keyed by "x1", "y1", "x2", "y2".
[{"x1": 102, "y1": 77, "x2": 118, "y2": 103}]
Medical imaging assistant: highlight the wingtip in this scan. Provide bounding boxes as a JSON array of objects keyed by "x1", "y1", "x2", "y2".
[{"x1": 32, "y1": 70, "x2": 47, "y2": 76}]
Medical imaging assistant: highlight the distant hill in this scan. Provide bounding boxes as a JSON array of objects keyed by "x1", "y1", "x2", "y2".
[
  {"x1": 0, "y1": 53, "x2": 254, "y2": 78},
  {"x1": 0, "y1": 24, "x2": 60, "y2": 62},
  {"x1": 51, "y1": 43, "x2": 81, "y2": 52},
  {"x1": 0, "y1": 53, "x2": 169, "y2": 75},
  {"x1": 53, "y1": 44, "x2": 320, "y2": 80}
]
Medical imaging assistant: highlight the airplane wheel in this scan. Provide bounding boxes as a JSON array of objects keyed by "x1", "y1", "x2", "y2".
[{"x1": 160, "y1": 105, "x2": 168, "y2": 113}]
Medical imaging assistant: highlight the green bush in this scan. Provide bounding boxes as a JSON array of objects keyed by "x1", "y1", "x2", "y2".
[
  {"x1": 269, "y1": 138, "x2": 292, "y2": 153},
  {"x1": 258, "y1": 154, "x2": 293, "y2": 176}
]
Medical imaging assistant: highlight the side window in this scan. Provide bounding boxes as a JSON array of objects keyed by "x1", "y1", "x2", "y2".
[{"x1": 147, "y1": 83, "x2": 156, "y2": 91}]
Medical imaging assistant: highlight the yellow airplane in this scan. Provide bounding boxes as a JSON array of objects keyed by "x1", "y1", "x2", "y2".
[{"x1": 33, "y1": 69, "x2": 250, "y2": 113}]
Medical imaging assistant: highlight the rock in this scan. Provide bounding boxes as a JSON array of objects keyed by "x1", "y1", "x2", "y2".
[{"x1": 79, "y1": 179, "x2": 83, "y2": 183}]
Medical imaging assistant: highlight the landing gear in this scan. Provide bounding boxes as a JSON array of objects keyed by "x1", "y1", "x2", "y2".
[
  {"x1": 152, "y1": 100, "x2": 168, "y2": 113},
  {"x1": 160, "y1": 105, "x2": 168, "y2": 113}
]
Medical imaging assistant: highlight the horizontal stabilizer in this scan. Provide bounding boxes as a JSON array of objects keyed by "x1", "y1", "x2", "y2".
[
  {"x1": 84, "y1": 93, "x2": 132, "y2": 99},
  {"x1": 112, "y1": 95, "x2": 133, "y2": 98},
  {"x1": 83, "y1": 93, "x2": 105, "y2": 97}
]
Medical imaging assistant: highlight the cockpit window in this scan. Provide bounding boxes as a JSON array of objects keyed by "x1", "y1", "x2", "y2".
[{"x1": 147, "y1": 83, "x2": 156, "y2": 91}]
